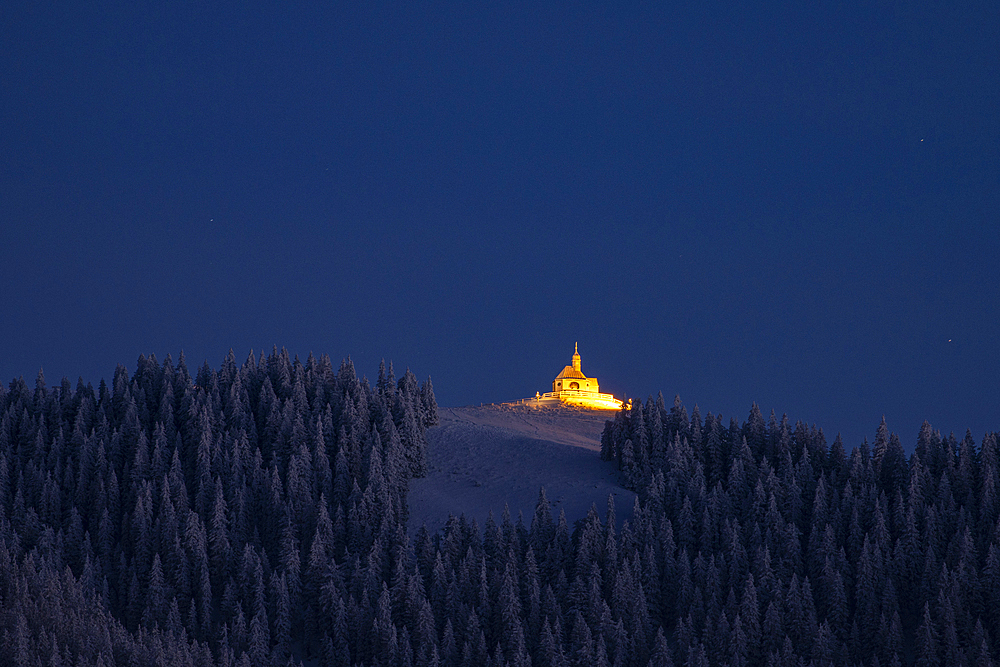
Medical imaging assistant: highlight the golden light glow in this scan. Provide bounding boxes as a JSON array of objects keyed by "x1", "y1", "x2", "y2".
[
  {"x1": 508, "y1": 344, "x2": 624, "y2": 411},
  {"x1": 522, "y1": 390, "x2": 624, "y2": 411}
]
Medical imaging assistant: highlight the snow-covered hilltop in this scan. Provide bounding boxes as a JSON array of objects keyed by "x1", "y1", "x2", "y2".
[{"x1": 407, "y1": 403, "x2": 636, "y2": 534}]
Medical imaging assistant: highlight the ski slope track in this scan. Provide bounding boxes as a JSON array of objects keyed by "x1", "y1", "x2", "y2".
[{"x1": 408, "y1": 404, "x2": 636, "y2": 535}]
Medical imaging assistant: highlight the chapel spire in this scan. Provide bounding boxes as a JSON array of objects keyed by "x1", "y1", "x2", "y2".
[{"x1": 572, "y1": 342, "x2": 581, "y2": 372}]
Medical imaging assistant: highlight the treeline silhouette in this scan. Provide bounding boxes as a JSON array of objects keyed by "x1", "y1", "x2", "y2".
[{"x1": 1, "y1": 353, "x2": 997, "y2": 667}]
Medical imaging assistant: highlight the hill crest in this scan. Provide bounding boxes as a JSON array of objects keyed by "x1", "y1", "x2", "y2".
[{"x1": 407, "y1": 403, "x2": 636, "y2": 534}]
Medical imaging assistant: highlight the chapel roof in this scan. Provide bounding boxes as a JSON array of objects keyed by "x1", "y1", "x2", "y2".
[{"x1": 555, "y1": 365, "x2": 587, "y2": 380}]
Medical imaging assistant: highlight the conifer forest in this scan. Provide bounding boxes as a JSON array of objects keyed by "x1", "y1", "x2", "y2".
[{"x1": 1, "y1": 350, "x2": 998, "y2": 667}]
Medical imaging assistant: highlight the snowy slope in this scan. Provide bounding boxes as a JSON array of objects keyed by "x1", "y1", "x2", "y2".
[{"x1": 407, "y1": 404, "x2": 636, "y2": 535}]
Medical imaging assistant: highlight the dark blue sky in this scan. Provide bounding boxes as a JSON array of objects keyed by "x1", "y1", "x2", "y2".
[{"x1": 2, "y1": 0, "x2": 997, "y2": 449}]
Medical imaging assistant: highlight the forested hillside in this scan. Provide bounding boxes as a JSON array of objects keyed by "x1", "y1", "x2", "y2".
[
  {"x1": 602, "y1": 395, "x2": 1000, "y2": 667},
  {"x1": 1, "y1": 354, "x2": 997, "y2": 667},
  {"x1": 0, "y1": 350, "x2": 437, "y2": 666}
]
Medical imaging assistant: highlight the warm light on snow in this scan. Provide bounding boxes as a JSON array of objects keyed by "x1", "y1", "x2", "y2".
[{"x1": 524, "y1": 389, "x2": 625, "y2": 410}]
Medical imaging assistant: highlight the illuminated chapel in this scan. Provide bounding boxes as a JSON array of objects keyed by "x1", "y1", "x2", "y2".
[
  {"x1": 553, "y1": 343, "x2": 599, "y2": 393},
  {"x1": 523, "y1": 343, "x2": 623, "y2": 410}
]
